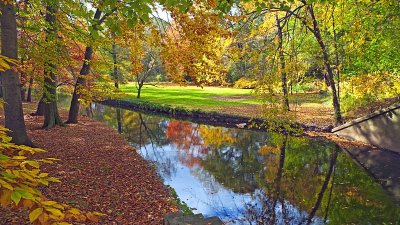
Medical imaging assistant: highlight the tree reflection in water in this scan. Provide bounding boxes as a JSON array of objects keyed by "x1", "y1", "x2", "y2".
[{"x1": 87, "y1": 104, "x2": 400, "y2": 225}]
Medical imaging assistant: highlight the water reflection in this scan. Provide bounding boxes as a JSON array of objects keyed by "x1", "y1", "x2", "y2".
[{"x1": 88, "y1": 104, "x2": 399, "y2": 224}]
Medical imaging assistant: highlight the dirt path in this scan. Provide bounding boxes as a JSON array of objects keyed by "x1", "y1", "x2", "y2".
[{"x1": 0, "y1": 103, "x2": 177, "y2": 224}]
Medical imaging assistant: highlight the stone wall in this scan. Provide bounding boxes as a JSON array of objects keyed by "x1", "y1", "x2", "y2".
[{"x1": 333, "y1": 103, "x2": 400, "y2": 153}]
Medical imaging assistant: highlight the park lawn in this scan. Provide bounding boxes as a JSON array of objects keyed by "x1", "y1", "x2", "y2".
[
  {"x1": 119, "y1": 83, "x2": 261, "y2": 111},
  {"x1": 116, "y1": 83, "x2": 335, "y2": 126}
]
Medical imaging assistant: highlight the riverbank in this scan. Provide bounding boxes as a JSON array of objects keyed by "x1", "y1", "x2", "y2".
[
  {"x1": 100, "y1": 99, "x2": 400, "y2": 202},
  {"x1": 0, "y1": 102, "x2": 178, "y2": 224},
  {"x1": 100, "y1": 99, "x2": 333, "y2": 133},
  {"x1": 119, "y1": 84, "x2": 336, "y2": 127}
]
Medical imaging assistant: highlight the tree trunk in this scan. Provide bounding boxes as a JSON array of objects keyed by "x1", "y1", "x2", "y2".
[
  {"x1": 67, "y1": 9, "x2": 102, "y2": 123},
  {"x1": 112, "y1": 42, "x2": 119, "y2": 88},
  {"x1": 137, "y1": 83, "x2": 143, "y2": 98},
  {"x1": 0, "y1": 2, "x2": 32, "y2": 146},
  {"x1": 275, "y1": 14, "x2": 290, "y2": 111},
  {"x1": 306, "y1": 4, "x2": 342, "y2": 125},
  {"x1": 331, "y1": 6, "x2": 340, "y2": 104},
  {"x1": 33, "y1": 95, "x2": 45, "y2": 116},
  {"x1": 116, "y1": 108, "x2": 122, "y2": 134},
  {"x1": 43, "y1": 3, "x2": 63, "y2": 129},
  {"x1": 67, "y1": 75, "x2": 85, "y2": 123},
  {"x1": 26, "y1": 76, "x2": 33, "y2": 102},
  {"x1": 0, "y1": 76, "x2": 3, "y2": 98},
  {"x1": 20, "y1": 72, "x2": 27, "y2": 101},
  {"x1": 43, "y1": 69, "x2": 63, "y2": 128}
]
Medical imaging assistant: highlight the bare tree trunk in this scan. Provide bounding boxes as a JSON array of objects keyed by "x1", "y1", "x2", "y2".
[
  {"x1": 276, "y1": 14, "x2": 290, "y2": 111},
  {"x1": 305, "y1": 3, "x2": 342, "y2": 125},
  {"x1": 116, "y1": 108, "x2": 122, "y2": 134},
  {"x1": 26, "y1": 76, "x2": 33, "y2": 102},
  {"x1": 33, "y1": 95, "x2": 45, "y2": 116},
  {"x1": 20, "y1": 72, "x2": 27, "y2": 101},
  {"x1": 0, "y1": 2, "x2": 32, "y2": 146},
  {"x1": 331, "y1": 6, "x2": 340, "y2": 104},
  {"x1": 0, "y1": 76, "x2": 3, "y2": 98},
  {"x1": 137, "y1": 82, "x2": 143, "y2": 98},
  {"x1": 112, "y1": 41, "x2": 119, "y2": 88},
  {"x1": 67, "y1": 9, "x2": 102, "y2": 123},
  {"x1": 42, "y1": 2, "x2": 63, "y2": 129}
]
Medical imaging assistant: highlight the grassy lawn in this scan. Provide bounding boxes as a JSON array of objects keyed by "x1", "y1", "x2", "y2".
[
  {"x1": 119, "y1": 83, "x2": 261, "y2": 110},
  {"x1": 116, "y1": 83, "x2": 335, "y2": 126}
]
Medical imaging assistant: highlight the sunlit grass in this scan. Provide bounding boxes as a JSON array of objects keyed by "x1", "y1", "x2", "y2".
[
  {"x1": 115, "y1": 83, "x2": 333, "y2": 121},
  {"x1": 119, "y1": 83, "x2": 261, "y2": 110}
]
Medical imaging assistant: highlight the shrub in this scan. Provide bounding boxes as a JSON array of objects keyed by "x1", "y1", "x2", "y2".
[
  {"x1": 233, "y1": 77, "x2": 258, "y2": 89},
  {"x1": 340, "y1": 72, "x2": 400, "y2": 112}
]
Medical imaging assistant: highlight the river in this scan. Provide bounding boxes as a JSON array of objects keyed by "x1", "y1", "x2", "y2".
[{"x1": 61, "y1": 100, "x2": 400, "y2": 224}]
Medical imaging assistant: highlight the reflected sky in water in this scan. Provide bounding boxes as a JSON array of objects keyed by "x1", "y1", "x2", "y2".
[{"x1": 80, "y1": 103, "x2": 400, "y2": 224}]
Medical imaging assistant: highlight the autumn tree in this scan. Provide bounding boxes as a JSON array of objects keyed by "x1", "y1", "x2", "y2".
[
  {"x1": 67, "y1": 7, "x2": 106, "y2": 123},
  {"x1": 121, "y1": 22, "x2": 164, "y2": 98},
  {"x1": 42, "y1": 0, "x2": 64, "y2": 128},
  {"x1": 0, "y1": 0, "x2": 32, "y2": 145},
  {"x1": 297, "y1": 0, "x2": 342, "y2": 124},
  {"x1": 232, "y1": 0, "x2": 344, "y2": 124},
  {"x1": 161, "y1": 1, "x2": 232, "y2": 86},
  {"x1": 66, "y1": 0, "x2": 197, "y2": 124}
]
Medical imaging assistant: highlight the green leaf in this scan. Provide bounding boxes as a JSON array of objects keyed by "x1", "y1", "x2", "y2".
[
  {"x1": 11, "y1": 190, "x2": 22, "y2": 205},
  {"x1": 16, "y1": 188, "x2": 34, "y2": 200},
  {"x1": 0, "y1": 154, "x2": 9, "y2": 161}
]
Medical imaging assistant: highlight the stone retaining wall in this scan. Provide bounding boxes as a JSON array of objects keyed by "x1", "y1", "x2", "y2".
[{"x1": 333, "y1": 103, "x2": 400, "y2": 153}]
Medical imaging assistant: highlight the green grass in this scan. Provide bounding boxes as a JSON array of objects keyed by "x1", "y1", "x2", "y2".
[
  {"x1": 118, "y1": 83, "x2": 261, "y2": 111},
  {"x1": 115, "y1": 83, "x2": 334, "y2": 121}
]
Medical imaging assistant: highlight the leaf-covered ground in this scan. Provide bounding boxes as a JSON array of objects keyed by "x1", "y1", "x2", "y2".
[{"x1": 0, "y1": 103, "x2": 178, "y2": 224}]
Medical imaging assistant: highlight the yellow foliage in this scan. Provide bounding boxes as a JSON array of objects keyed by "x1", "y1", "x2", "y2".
[
  {"x1": 341, "y1": 72, "x2": 400, "y2": 111},
  {"x1": 199, "y1": 126, "x2": 236, "y2": 148},
  {"x1": 258, "y1": 145, "x2": 279, "y2": 156},
  {"x1": 0, "y1": 0, "x2": 13, "y2": 5},
  {"x1": 342, "y1": 72, "x2": 400, "y2": 99},
  {"x1": 161, "y1": 2, "x2": 232, "y2": 85},
  {"x1": 0, "y1": 55, "x2": 18, "y2": 71}
]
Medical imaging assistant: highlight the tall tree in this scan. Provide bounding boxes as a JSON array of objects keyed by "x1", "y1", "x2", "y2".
[
  {"x1": 0, "y1": 1, "x2": 32, "y2": 145},
  {"x1": 67, "y1": 8, "x2": 104, "y2": 123},
  {"x1": 259, "y1": 0, "x2": 344, "y2": 124},
  {"x1": 300, "y1": 1, "x2": 342, "y2": 125},
  {"x1": 43, "y1": 0, "x2": 64, "y2": 128},
  {"x1": 111, "y1": 40, "x2": 119, "y2": 88},
  {"x1": 275, "y1": 13, "x2": 290, "y2": 111}
]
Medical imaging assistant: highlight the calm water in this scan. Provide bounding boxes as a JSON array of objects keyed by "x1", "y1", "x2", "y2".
[{"x1": 77, "y1": 103, "x2": 400, "y2": 224}]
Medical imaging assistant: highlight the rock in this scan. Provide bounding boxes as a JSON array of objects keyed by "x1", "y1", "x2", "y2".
[{"x1": 235, "y1": 123, "x2": 247, "y2": 129}]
